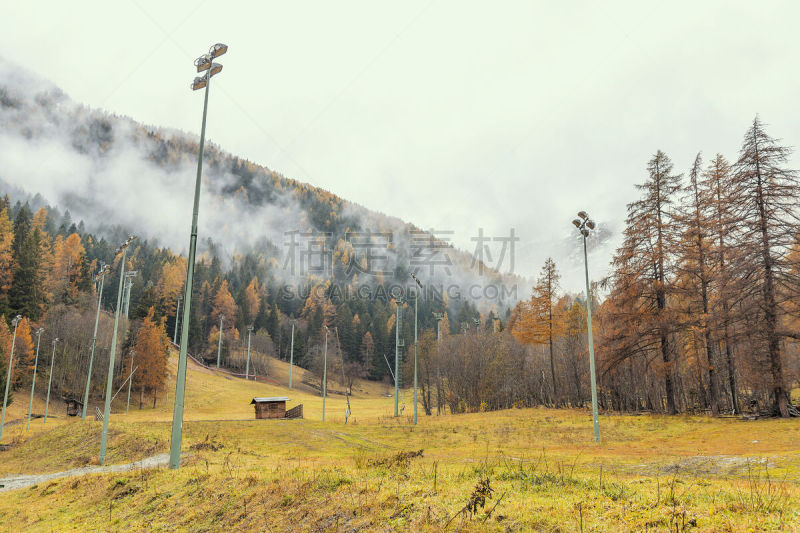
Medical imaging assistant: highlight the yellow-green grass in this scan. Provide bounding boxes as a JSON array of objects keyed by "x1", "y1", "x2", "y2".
[{"x1": 1, "y1": 353, "x2": 799, "y2": 531}]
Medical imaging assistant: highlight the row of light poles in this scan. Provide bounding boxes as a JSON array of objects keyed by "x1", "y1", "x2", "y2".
[
  {"x1": 1, "y1": 41, "x2": 603, "y2": 466},
  {"x1": 1, "y1": 325, "x2": 59, "y2": 440}
]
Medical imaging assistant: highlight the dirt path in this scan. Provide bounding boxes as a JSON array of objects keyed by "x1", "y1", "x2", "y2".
[{"x1": 0, "y1": 453, "x2": 170, "y2": 493}]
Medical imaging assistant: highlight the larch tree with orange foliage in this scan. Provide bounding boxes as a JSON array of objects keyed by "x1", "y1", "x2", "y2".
[
  {"x1": 0, "y1": 208, "x2": 14, "y2": 318},
  {"x1": 48, "y1": 233, "x2": 88, "y2": 305},
  {"x1": 128, "y1": 307, "x2": 170, "y2": 408},
  {"x1": 606, "y1": 150, "x2": 682, "y2": 414},
  {"x1": 729, "y1": 117, "x2": 800, "y2": 417},
  {"x1": 11, "y1": 317, "x2": 34, "y2": 389},
  {"x1": 674, "y1": 152, "x2": 721, "y2": 415},
  {"x1": 512, "y1": 258, "x2": 564, "y2": 405}
]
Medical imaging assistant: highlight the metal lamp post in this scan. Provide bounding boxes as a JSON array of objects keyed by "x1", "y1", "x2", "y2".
[
  {"x1": 0, "y1": 315, "x2": 23, "y2": 442},
  {"x1": 432, "y1": 312, "x2": 443, "y2": 415},
  {"x1": 216, "y1": 314, "x2": 224, "y2": 368},
  {"x1": 288, "y1": 320, "x2": 295, "y2": 389},
  {"x1": 410, "y1": 274, "x2": 423, "y2": 425},
  {"x1": 44, "y1": 338, "x2": 58, "y2": 423},
  {"x1": 99, "y1": 235, "x2": 137, "y2": 466},
  {"x1": 126, "y1": 350, "x2": 135, "y2": 415},
  {"x1": 322, "y1": 326, "x2": 328, "y2": 422},
  {"x1": 245, "y1": 326, "x2": 253, "y2": 380},
  {"x1": 83, "y1": 264, "x2": 110, "y2": 419},
  {"x1": 169, "y1": 43, "x2": 227, "y2": 470},
  {"x1": 394, "y1": 296, "x2": 403, "y2": 417},
  {"x1": 26, "y1": 328, "x2": 44, "y2": 430},
  {"x1": 572, "y1": 211, "x2": 600, "y2": 443}
]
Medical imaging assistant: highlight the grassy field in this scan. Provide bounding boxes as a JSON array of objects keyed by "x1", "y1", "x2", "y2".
[{"x1": 1, "y1": 352, "x2": 799, "y2": 531}]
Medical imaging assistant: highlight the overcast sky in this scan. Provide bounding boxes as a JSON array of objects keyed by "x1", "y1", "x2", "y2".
[{"x1": 2, "y1": 1, "x2": 799, "y2": 293}]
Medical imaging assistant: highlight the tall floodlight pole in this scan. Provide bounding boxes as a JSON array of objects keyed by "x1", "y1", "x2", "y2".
[
  {"x1": 573, "y1": 212, "x2": 600, "y2": 443},
  {"x1": 83, "y1": 264, "x2": 110, "y2": 419},
  {"x1": 322, "y1": 326, "x2": 328, "y2": 422},
  {"x1": 173, "y1": 295, "x2": 183, "y2": 345},
  {"x1": 0, "y1": 315, "x2": 23, "y2": 442},
  {"x1": 245, "y1": 326, "x2": 253, "y2": 380},
  {"x1": 216, "y1": 314, "x2": 224, "y2": 368},
  {"x1": 26, "y1": 328, "x2": 44, "y2": 430},
  {"x1": 169, "y1": 42, "x2": 227, "y2": 470},
  {"x1": 288, "y1": 321, "x2": 295, "y2": 389},
  {"x1": 99, "y1": 236, "x2": 136, "y2": 466},
  {"x1": 410, "y1": 274, "x2": 423, "y2": 425},
  {"x1": 394, "y1": 296, "x2": 403, "y2": 417},
  {"x1": 433, "y1": 312, "x2": 443, "y2": 415},
  {"x1": 126, "y1": 350, "x2": 135, "y2": 415},
  {"x1": 44, "y1": 338, "x2": 58, "y2": 423}
]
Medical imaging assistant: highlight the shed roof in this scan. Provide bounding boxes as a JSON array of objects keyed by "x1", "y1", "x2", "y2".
[{"x1": 251, "y1": 397, "x2": 289, "y2": 404}]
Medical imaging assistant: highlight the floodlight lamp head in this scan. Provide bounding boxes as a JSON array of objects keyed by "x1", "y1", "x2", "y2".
[
  {"x1": 53, "y1": 338, "x2": 59, "y2": 344},
  {"x1": 37, "y1": 328, "x2": 44, "y2": 335},
  {"x1": 582, "y1": 229, "x2": 590, "y2": 237},
  {"x1": 194, "y1": 54, "x2": 212, "y2": 72},
  {"x1": 209, "y1": 63, "x2": 223, "y2": 77},
  {"x1": 572, "y1": 219, "x2": 582, "y2": 229},
  {"x1": 192, "y1": 76, "x2": 207, "y2": 91},
  {"x1": 578, "y1": 211, "x2": 588, "y2": 220},
  {"x1": 12, "y1": 315, "x2": 22, "y2": 325},
  {"x1": 586, "y1": 220, "x2": 596, "y2": 230},
  {"x1": 209, "y1": 43, "x2": 228, "y2": 58}
]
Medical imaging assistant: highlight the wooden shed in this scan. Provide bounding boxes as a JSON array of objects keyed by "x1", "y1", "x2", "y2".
[
  {"x1": 251, "y1": 397, "x2": 290, "y2": 419},
  {"x1": 65, "y1": 398, "x2": 83, "y2": 417}
]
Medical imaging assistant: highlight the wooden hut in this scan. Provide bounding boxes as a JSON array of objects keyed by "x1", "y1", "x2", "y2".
[
  {"x1": 65, "y1": 398, "x2": 83, "y2": 417},
  {"x1": 251, "y1": 397, "x2": 289, "y2": 419}
]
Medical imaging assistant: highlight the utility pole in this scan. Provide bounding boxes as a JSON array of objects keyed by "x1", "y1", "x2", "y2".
[
  {"x1": 169, "y1": 42, "x2": 228, "y2": 470},
  {"x1": 173, "y1": 295, "x2": 183, "y2": 345},
  {"x1": 288, "y1": 320, "x2": 295, "y2": 389},
  {"x1": 322, "y1": 326, "x2": 328, "y2": 422},
  {"x1": 126, "y1": 350, "x2": 135, "y2": 415},
  {"x1": 44, "y1": 338, "x2": 58, "y2": 423},
  {"x1": 83, "y1": 263, "x2": 110, "y2": 420},
  {"x1": 0, "y1": 315, "x2": 22, "y2": 442},
  {"x1": 433, "y1": 312, "x2": 443, "y2": 416},
  {"x1": 100, "y1": 236, "x2": 136, "y2": 466},
  {"x1": 245, "y1": 326, "x2": 253, "y2": 380},
  {"x1": 26, "y1": 328, "x2": 44, "y2": 430},
  {"x1": 216, "y1": 314, "x2": 224, "y2": 368},
  {"x1": 573, "y1": 211, "x2": 600, "y2": 443}
]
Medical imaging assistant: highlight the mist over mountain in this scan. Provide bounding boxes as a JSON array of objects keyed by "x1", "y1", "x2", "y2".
[{"x1": 0, "y1": 56, "x2": 524, "y2": 311}]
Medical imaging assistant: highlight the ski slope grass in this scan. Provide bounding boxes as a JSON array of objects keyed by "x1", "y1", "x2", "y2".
[{"x1": 1, "y1": 351, "x2": 799, "y2": 531}]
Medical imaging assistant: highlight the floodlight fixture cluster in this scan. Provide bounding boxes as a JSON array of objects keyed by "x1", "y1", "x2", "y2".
[
  {"x1": 572, "y1": 211, "x2": 596, "y2": 236},
  {"x1": 192, "y1": 43, "x2": 227, "y2": 90}
]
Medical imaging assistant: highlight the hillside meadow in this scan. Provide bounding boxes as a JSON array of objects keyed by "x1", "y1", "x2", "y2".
[{"x1": 1, "y1": 353, "x2": 799, "y2": 532}]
